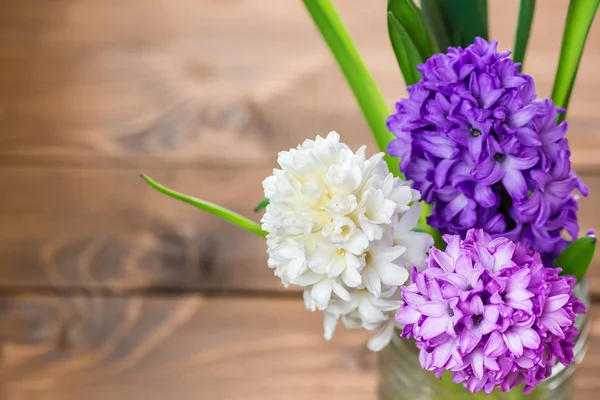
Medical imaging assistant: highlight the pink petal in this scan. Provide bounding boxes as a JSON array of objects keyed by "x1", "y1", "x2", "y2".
[
  {"x1": 421, "y1": 316, "x2": 450, "y2": 339},
  {"x1": 417, "y1": 301, "x2": 447, "y2": 317},
  {"x1": 471, "y1": 348, "x2": 484, "y2": 379},
  {"x1": 520, "y1": 328, "x2": 541, "y2": 349},
  {"x1": 544, "y1": 294, "x2": 570, "y2": 313},
  {"x1": 396, "y1": 306, "x2": 421, "y2": 324},
  {"x1": 460, "y1": 328, "x2": 482, "y2": 354},
  {"x1": 503, "y1": 330, "x2": 524, "y2": 357}
]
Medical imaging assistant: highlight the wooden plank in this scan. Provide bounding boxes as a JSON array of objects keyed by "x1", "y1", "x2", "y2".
[
  {"x1": 0, "y1": 167, "x2": 279, "y2": 292},
  {"x1": 0, "y1": 295, "x2": 599, "y2": 399},
  {"x1": 0, "y1": 0, "x2": 599, "y2": 169},
  {"x1": 0, "y1": 295, "x2": 375, "y2": 400},
  {"x1": 0, "y1": 167, "x2": 598, "y2": 294}
]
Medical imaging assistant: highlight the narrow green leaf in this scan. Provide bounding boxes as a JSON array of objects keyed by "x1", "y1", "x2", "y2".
[
  {"x1": 513, "y1": 0, "x2": 536, "y2": 69},
  {"x1": 141, "y1": 174, "x2": 267, "y2": 238},
  {"x1": 551, "y1": 0, "x2": 600, "y2": 121},
  {"x1": 421, "y1": 0, "x2": 488, "y2": 48},
  {"x1": 387, "y1": 0, "x2": 438, "y2": 60},
  {"x1": 302, "y1": 0, "x2": 399, "y2": 177},
  {"x1": 387, "y1": 12, "x2": 425, "y2": 86},
  {"x1": 254, "y1": 198, "x2": 270, "y2": 213},
  {"x1": 420, "y1": 0, "x2": 452, "y2": 51},
  {"x1": 479, "y1": 0, "x2": 489, "y2": 37},
  {"x1": 454, "y1": 0, "x2": 488, "y2": 46},
  {"x1": 554, "y1": 235, "x2": 597, "y2": 282}
]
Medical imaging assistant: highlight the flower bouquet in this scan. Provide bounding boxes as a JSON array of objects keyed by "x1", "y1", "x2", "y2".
[{"x1": 142, "y1": 0, "x2": 599, "y2": 398}]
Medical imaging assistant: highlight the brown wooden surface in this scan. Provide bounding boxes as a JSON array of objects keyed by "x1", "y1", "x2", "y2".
[
  {"x1": 1, "y1": 1, "x2": 600, "y2": 399},
  {"x1": 0, "y1": 0, "x2": 600, "y2": 295},
  {"x1": 0, "y1": 296, "x2": 597, "y2": 400}
]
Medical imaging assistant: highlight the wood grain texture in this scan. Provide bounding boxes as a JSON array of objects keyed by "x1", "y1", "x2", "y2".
[
  {"x1": 0, "y1": 0, "x2": 599, "y2": 295},
  {"x1": 0, "y1": 167, "x2": 598, "y2": 294},
  {"x1": 0, "y1": 296, "x2": 374, "y2": 400},
  {"x1": 0, "y1": 0, "x2": 598, "y2": 168},
  {"x1": 0, "y1": 296, "x2": 598, "y2": 400}
]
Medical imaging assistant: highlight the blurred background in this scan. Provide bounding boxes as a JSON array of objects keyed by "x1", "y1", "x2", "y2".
[{"x1": 0, "y1": 1, "x2": 599, "y2": 399}]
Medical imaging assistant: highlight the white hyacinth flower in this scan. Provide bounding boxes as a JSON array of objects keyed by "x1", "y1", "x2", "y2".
[{"x1": 262, "y1": 132, "x2": 433, "y2": 351}]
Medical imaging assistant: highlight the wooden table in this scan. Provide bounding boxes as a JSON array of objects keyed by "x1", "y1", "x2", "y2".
[{"x1": 1, "y1": 1, "x2": 600, "y2": 399}]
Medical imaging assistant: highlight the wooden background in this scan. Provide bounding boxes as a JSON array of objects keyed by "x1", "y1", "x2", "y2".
[{"x1": 0, "y1": 1, "x2": 600, "y2": 399}]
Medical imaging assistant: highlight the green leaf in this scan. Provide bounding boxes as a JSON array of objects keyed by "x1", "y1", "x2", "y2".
[
  {"x1": 254, "y1": 198, "x2": 270, "y2": 213},
  {"x1": 141, "y1": 174, "x2": 267, "y2": 238},
  {"x1": 387, "y1": 0, "x2": 438, "y2": 61},
  {"x1": 452, "y1": 0, "x2": 489, "y2": 46},
  {"x1": 421, "y1": 0, "x2": 488, "y2": 48},
  {"x1": 387, "y1": 11, "x2": 425, "y2": 86},
  {"x1": 512, "y1": 0, "x2": 536, "y2": 69},
  {"x1": 302, "y1": 0, "x2": 399, "y2": 177},
  {"x1": 420, "y1": 0, "x2": 452, "y2": 51},
  {"x1": 554, "y1": 235, "x2": 597, "y2": 282},
  {"x1": 551, "y1": 0, "x2": 600, "y2": 120}
]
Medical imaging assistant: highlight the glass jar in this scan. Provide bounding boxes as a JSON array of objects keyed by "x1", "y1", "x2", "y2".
[{"x1": 378, "y1": 279, "x2": 589, "y2": 400}]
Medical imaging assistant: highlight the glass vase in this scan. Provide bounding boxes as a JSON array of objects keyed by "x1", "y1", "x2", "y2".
[{"x1": 378, "y1": 279, "x2": 589, "y2": 400}]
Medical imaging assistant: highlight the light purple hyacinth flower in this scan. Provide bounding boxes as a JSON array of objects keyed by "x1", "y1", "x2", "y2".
[
  {"x1": 386, "y1": 37, "x2": 588, "y2": 266},
  {"x1": 396, "y1": 229, "x2": 585, "y2": 394}
]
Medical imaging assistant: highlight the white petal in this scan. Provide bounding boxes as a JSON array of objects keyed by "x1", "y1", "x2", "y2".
[
  {"x1": 328, "y1": 295, "x2": 361, "y2": 315},
  {"x1": 311, "y1": 279, "x2": 333, "y2": 310},
  {"x1": 396, "y1": 232, "x2": 434, "y2": 269},
  {"x1": 367, "y1": 320, "x2": 396, "y2": 351},
  {"x1": 390, "y1": 185, "x2": 414, "y2": 211},
  {"x1": 332, "y1": 280, "x2": 351, "y2": 301},
  {"x1": 291, "y1": 271, "x2": 323, "y2": 287},
  {"x1": 342, "y1": 264, "x2": 362, "y2": 287},
  {"x1": 344, "y1": 231, "x2": 369, "y2": 255},
  {"x1": 328, "y1": 255, "x2": 346, "y2": 278},
  {"x1": 341, "y1": 314, "x2": 363, "y2": 329},
  {"x1": 376, "y1": 262, "x2": 409, "y2": 287},
  {"x1": 362, "y1": 267, "x2": 382, "y2": 297},
  {"x1": 324, "y1": 312, "x2": 339, "y2": 341},
  {"x1": 303, "y1": 290, "x2": 317, "y2": 311},
  {"x1": 395, "y1": 203, "x2": 422, "y2": 236},
  {"x1": 358, "y1": 296, "x2": 387, "y2": 325}
]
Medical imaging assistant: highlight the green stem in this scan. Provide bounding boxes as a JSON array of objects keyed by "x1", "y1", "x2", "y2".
[
  {"x1": 141, "y1": 174, "x2": 267, "y2": 238},
  {"x1": 551, "y1": 0, "x2": 600, "y2": 120},
  {"x1": 302, "y1": 0, "x2": 399, "y2": 177},
  {"x1": 512, "y1": 0, "x2": 536, "y2": 69}
]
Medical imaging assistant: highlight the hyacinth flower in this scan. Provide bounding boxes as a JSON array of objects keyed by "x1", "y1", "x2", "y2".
[
  {"x1": 397, "y1": 230, "x2": 586, "y2": 394},
  {"x1": 386, "y1": 38, "x2": 588, "y2": 266}
]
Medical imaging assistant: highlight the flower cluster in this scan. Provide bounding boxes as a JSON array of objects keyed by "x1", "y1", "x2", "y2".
[
  {"x1": 387, "y1": 37, "x2": 588, "y2": 265},
  {"x1": 397, "y1": 229, "x2": 585, "y2": 393},
  {"x1": 262, "y1": 132, "x2": 433, "y2": 350}
]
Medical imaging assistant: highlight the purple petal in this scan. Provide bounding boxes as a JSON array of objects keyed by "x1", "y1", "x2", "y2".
[
  {"x1": 396, "y1": 305, "x2": 421, "y2": 324},
  {"x1": 503, "y1": 330, "x2": 524, "y2": 357},
  {"x1": 470, "y1": 297, "x2": 485, "y2": 314},
  {"x1": 502, "y1": 167, "x2": 528, "y2": 200},
  {"x1": 508, "y1": 104, "x2": 538, "y2": 128},
  {"x1": 421, "y1": 316, "x2": 451, "y2": 339},
  {"x1": 471, "y1": 348, "x2": 484, "y2": 379},
  {"x1": 484, "y1": 331, "x2": 508, "y2": 357},
  {"x1": 544, "y1": 294, "x2": 570, "y2": 313},
  {"x1": 460, "y1": 328, "x2": 482, "y2": 354},
  {"x1": 520, "y1": 328, "x2": 541, "y2": 349},
  {"x1": 473, "y1": 183, "x2": 497, "y2": 207},
  {"x1": 417, "y1": 301, "x2": 447, "y2": 317}
]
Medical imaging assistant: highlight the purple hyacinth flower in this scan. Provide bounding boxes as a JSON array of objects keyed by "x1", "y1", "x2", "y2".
[
  {"x1": 396, "y1": 230, "x2": 585, "y2": 394},
  {"x1": 386, "y1": 37, "x2": 588, "y2": 265}
]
